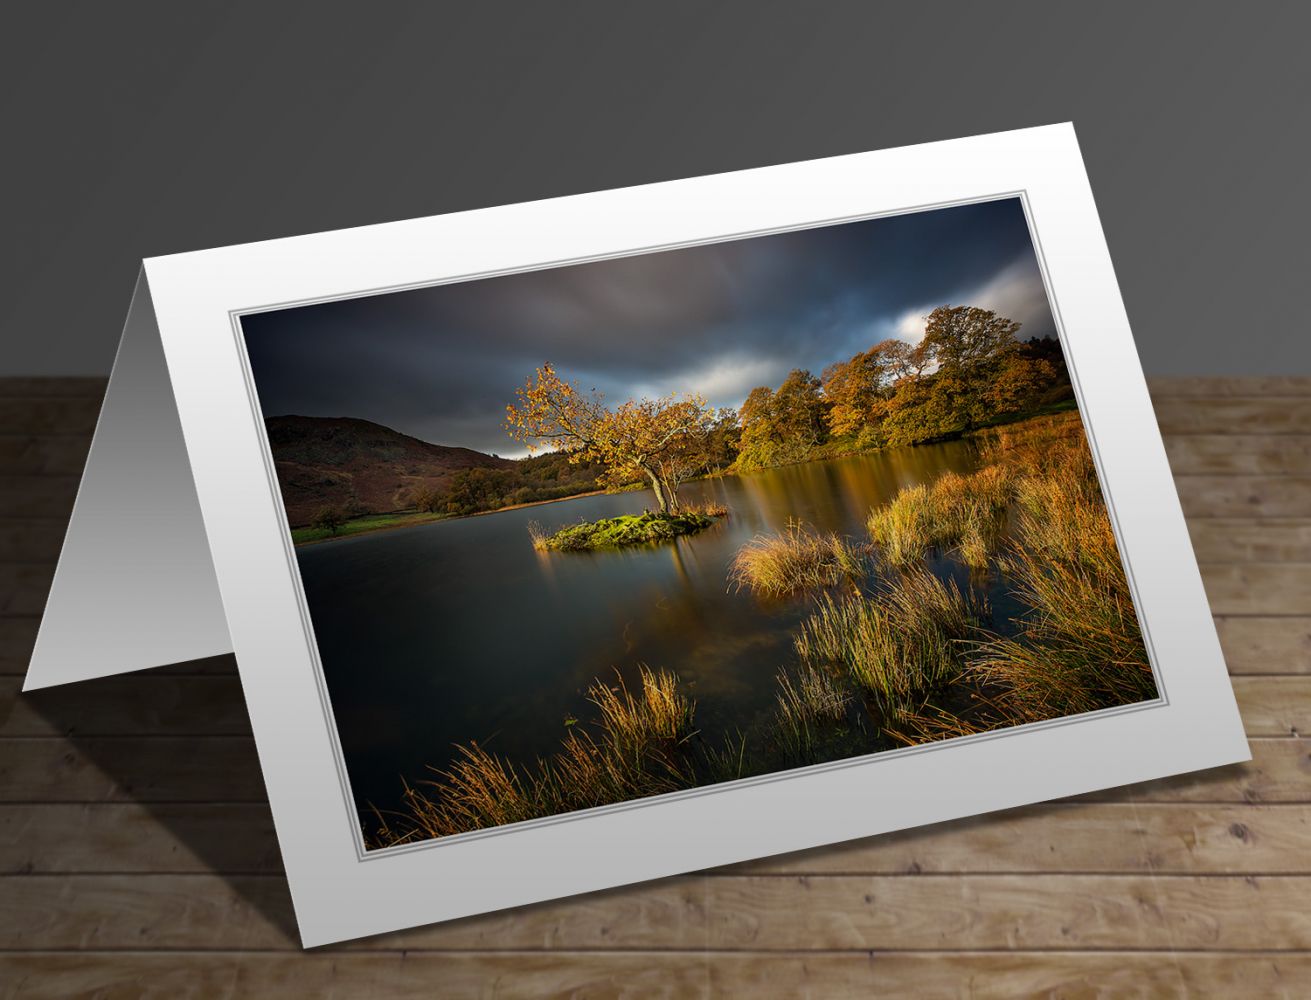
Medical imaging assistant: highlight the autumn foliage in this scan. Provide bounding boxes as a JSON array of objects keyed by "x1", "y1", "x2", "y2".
[
  {"x1": 736, "y1": 306, "x2": 1067, "y2": 469},
  {"x1": 505, "y1": 363, "x2": 721, "y2": 513},
  {"x1": 505, "y1": 306, "x2": 1066, "y2": 513}
]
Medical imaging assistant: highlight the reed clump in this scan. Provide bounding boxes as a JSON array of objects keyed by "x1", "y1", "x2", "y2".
[
  {"x1": 685, "y1": 499, "x2": 730, "y2": 517},
  {"x1": 772, "y1": 663, "x2": 852, "y2": 760},
  {"x1": 794, "y1": 567, "x2": 987, "y2": 721},
  {"x1": 968, "y1": 432, "x2": 1154, "y2": 721},
  {"x1": 869, "y1": 414, "x2": 1153, "y2": 744},
  {"x1": 866, "y1": 465, "x2": 1015, "y2": 568},
  {"x1": 376, "y1": 666, "x2": 697, "y2": 845},
  {"x1": 588, "y1": 665, "x2": 695, "y2": 761},
  {"x1": 729, "y1": 519, "x2": 867, "y2": 598},
  {"x1": 526, "y1": 520, "x2": 549, "y2": 552}
]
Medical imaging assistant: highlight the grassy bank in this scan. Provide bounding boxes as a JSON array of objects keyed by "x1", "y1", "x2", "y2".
[
  {"x1": 291, "y1": 510, "x2": 450, "y2": 545},
  {"x1": 290, "y1": 487, "x2": 618, "y2": 545}
]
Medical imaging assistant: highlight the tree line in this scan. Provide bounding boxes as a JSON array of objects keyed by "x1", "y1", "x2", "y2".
[
  {"x1": 439, "y1": 305, "x2": 1069, "y2": 519},
  {"x1": 736, "y1": 305, "x2": 1069, "y2": 469}
]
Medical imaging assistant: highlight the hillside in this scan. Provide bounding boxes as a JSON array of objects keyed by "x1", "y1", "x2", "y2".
[{"x1": 265, "y1": 415, "x2": 512, "y2": 526}]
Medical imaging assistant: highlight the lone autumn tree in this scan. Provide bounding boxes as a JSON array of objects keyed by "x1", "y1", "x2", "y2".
[{"x1": 505, "y1": 363, "x2": 717, "y2": 514}]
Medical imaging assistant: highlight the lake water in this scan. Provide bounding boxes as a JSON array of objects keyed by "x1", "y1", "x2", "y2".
[{"x1": 297, "y1": 443, "x2": 1015, "y2": 819}]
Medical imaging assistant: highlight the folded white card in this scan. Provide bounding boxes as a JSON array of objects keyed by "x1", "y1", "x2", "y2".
[{"x1": 26, "y1": 124, "x2": 1248, "y2": 947}]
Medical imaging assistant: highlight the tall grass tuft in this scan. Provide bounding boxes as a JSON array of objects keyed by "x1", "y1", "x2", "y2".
[
  {"x1": 729, "y1": 519, "x2": 867, "y2": 598},
  {"x1": 587, "y1": 665, "x2": 695, "y2": 760},
  {"x1": 966, "y1": 414, "x2": 1154, "y2": 721},
  {"x1": 794, "y1": 568, "x2": 987, "y2": 721},
  {"x1": 685, "y1": 499, "x2": 730, "y2": 518},
  {"x1": 374, "y1": 666, "x2": 697, "y2": 845},
  {"x1": 867, "y1": 466, "x2": 1015, "y2": 568},
  {"x1": 772, "y1": 664, "x2": 851, "y2": 760},
  {"x1": 526, "y1": 520, "x2": 548, "y2": 552}
]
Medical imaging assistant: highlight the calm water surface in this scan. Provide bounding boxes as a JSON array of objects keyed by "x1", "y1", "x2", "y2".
[{"x1": 297, "y1": 444, "x2": 1017, "y2": 817}]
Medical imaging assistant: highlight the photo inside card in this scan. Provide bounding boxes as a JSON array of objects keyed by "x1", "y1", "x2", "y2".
[{"x1": 237, "y1": 195, "x2": 1158, "y2": 851}]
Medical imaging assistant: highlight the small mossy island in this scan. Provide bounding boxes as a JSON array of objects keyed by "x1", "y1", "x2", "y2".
[{"x1": 530, "y1": 509, "x2": 722, "y2": 552}]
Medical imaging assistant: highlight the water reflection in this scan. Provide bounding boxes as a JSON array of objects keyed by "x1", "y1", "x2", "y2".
[{"x1": 298, "y1": 442, "x2": 990, "y2": 817}]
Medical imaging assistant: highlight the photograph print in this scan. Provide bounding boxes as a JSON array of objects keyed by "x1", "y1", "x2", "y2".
[{"x1": 240, "y1": 196, "x2": 1158, "y2": 850}]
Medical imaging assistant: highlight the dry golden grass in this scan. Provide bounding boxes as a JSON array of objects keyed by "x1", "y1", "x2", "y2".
[
  {"x1": 526, "y1": 519, "x2": 549, "y2": 552},
  {"x1": 729, "y1": 519, "x2": 867, "y2": 598},
  {"x1": 589, "y1": 665, "x2": 695, "y2": 757},
  {"x1": 965, "y1": 413, "x2": 1154, "y2": 722},
  {"x1": 772, "y1": 663, "x2": 852, "y2": 759},
  {"x1": 684, "y1": 499, "x2": 730, "y2": 517},
  {"x1": 794, "y1": 567, "x2": 987, "y2": 721},
  {"x1": 373, "y1": 666, "x2": 696, "y2": 845},
  {"x1": 866, "y1": 465, "x2": 1015, "y2": 568},
  {"x1": 970, "y1": 469, "x2": 1154, "y2": 719},
  {"x1": 976, "y1": 409, "x2": 1086, "y2": 476},
  {"x1": 373, "y1": 412, "x2": 1153, "y2": 845}
]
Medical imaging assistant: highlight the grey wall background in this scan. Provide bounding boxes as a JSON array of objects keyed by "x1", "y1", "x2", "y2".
[{"x1": 3, "y1": 1, "x2": 1308, "y2": 376}]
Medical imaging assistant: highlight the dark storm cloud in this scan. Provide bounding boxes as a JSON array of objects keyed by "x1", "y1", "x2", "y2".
[{"x1": 241, "y1": 197, "x2": 1055, "y2": 455}]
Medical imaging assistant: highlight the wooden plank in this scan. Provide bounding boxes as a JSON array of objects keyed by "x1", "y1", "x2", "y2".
[
  {"x1": 0, "y1": 377, "x2": 107, "y2": 398},
  {"x1": 0, "y1": 676, "x2": 251, "y2": 737},
  {"x1": 1233, "y1": 676, "x2": 1311, "y2": 736},
  {"x1": 0, "y1": 397, "x2": 102, "y2": 436},
  {"x1": 1153, "y1": 397, "x2": 1311, "y2": 435},
  {"x1": 0, "y1": 476, "x2": 79, "y2": 519},
  {"x1": 1147, "y1": 376, "x2": 1311, "y2": 397},
  {"x1": 1187, "y1": 519, "x2": 1311, "y2": 563},
  {"x1": 0, "y1": 803, "x2": 283, "y2": 874},
  {"x1": 0, "y1": 435, "x2": 90, "y2": 477},
  {"x1": 704, "y1": 874, "x2": 1311, "y2": 952},
  {"x1": 1200, "y1": 563, "x2": 1311, "y2": 615},
  {"x1": 0, "y1": 952, "x2": 1306, "y2": 998},
  {"x1": 1177, "y1": 476, "x2": 1311, "y2": 518},
  {"x1": 0, "y1": 521, "x2": 68, "y2": 562},
  {"x1": 4, "y1": 873, "x2": 1311, "y2": 953},
  {"x1": 1166, "y1": 434, "x2": 1311, "y2": 475},
  {"x1": 0, "y1": 738, "x2": 266, "y2": 803},
  {"x1": 1085, "y1": 738, "x2": 1311, "y2": 803},
  {"x1": 0, "y1": 874, "x2": 705, "y2": 952},
  {"x1": 0, "y1": 563, "x2": 55, "y2": 616},
  {"x1": 6, "y1": 803, "x2": 1309, "y2": 876},
  {"x1": 0, "y1": 953, "x2": 707, "y2": 998},
  {"x1": 729, "y1": 803, "x2": 1311, "y2": 876},
  {"x1": 0, "y1": 617, "x2": 38, "y2": 674},
  {"x1": 1216, "y1": 617, "x2": 1311, "y2": 674},
  {"x1": 704, "y1": 952, "x2": 1311, "y2": 998}
]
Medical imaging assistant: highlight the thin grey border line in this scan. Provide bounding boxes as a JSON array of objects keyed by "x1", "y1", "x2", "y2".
[
  {"x1": 229, "y1": 188, "x2": 1167, "y2": 865},
  {"x1": 231, "y1": 324, "x2": 363, "y2": 844}
]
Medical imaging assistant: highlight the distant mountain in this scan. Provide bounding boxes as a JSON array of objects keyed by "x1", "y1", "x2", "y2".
[{"x1": 264, "y1": 415, "x2": 512, "y2": 526}]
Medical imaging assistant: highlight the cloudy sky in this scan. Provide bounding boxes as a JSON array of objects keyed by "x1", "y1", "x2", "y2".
[{"x1": 243, "y1": 196, "x2": 1057, "y2": 457}]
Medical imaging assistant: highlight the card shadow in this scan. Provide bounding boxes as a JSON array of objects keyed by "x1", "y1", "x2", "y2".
[{"x1": 21, "y1": 655, "x2": 301, "y2": 945}]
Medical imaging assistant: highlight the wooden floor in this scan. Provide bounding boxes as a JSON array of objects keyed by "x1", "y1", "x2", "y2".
[{"x1": 1, "y1": 376, "x2": 1308, "y2": 998}]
